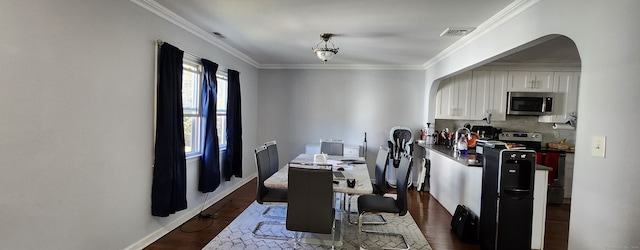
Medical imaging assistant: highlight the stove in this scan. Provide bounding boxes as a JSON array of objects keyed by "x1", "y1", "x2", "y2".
[{"x1": 498, "y1": 131, "x2": 542, "y2": 151}]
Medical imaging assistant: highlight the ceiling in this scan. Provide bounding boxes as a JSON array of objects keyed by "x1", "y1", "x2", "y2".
[{"x1": 149, "y1": 0, "x2": 580, "y2": 68}]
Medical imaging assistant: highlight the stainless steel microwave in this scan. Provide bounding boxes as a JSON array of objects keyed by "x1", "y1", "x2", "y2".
[{"x1": 507, "y1": 92, "x2": 553, "y2": 115}]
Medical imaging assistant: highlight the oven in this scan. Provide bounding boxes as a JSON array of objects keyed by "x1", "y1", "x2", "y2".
[{"x1": 498, "y1": 131, "x2": 543, "y2": 150}]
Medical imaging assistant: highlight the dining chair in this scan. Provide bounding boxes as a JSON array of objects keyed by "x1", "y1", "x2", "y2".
[
  {"x1": 347, "y1": 146, "x2": 390, "y2": 225},
  {"x1": 320, "y1": 139, "x2": 344, "y2": 156},
  {"x1": 252, "y1": 145, "x2": 289, "y2": 240},
  {"x1": 286, "y1": 166, "x2": 336, "y2": 248},
  {"x1": 372, "y1": 146, "x2": 391, "y2": 195},
  {"x1": 357, "y1": 153, "x2": 412, "y2": 250},
  {"x1": 263, "y1": 141, "x2": 286, "y2": 220},
  {"x1": 265, "y1": 140, "x2": 279, "y2": 173}
]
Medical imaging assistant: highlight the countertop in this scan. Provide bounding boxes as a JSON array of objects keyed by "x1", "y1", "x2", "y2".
[
  {"x1": 417, "y1": 143, "x2": 482, "y2": 167},
  {"x1": 416, "y1": 143, "x2": 552, "y2": 171},
  {"x1": 539, "y1": 147, "x2": 575, "y2": 153}
]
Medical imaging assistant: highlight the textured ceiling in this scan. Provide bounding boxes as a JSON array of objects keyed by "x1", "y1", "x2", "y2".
[{"x1": 150, "y1": 0, "x2": 580, "y2": 68}]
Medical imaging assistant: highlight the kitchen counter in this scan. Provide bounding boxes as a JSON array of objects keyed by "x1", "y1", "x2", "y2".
[
  {"x1": 417, "y1": 143, "x2": 554, "y2": 171},
  {"x1": 417, "y1": 143, "x2": 481, "y2": 166},
  {"x1": 540, "y1": 147, "x2": 575, "y2": 153},
  {"x1": 415, "y1": 142, "x2": 550, "y2": 249}
]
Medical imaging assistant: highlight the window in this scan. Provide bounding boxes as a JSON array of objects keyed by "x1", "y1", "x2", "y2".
[
  {"x1": 216, "y1": 73, "x2": 228, "y2": 148},
  {"x1": 182, "y1": 61, "x2": 201, "y2": 157},
  {"x1": 181, "y1": 59, "x2": 228, "y2": 157}
]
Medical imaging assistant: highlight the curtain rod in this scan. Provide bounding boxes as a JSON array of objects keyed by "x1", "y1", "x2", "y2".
[
  {"x1": 156, "y1": 39, "x2": 198, "y2": 60},
  {"x1": 155, "y1": 39, "x2": 230, "y2": 73}
]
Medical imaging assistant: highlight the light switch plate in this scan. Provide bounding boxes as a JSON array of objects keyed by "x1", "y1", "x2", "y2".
[{"x1": 592, "y1": 136, "x2": 606, "y2": 158}]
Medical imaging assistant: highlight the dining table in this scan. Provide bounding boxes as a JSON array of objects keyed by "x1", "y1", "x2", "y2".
[
  {"x1": 263, "y1": 154, "x2": 373, "y2": 195},
  {"x1": 262, "y1": 153, "x2": 373, "y2": 247}
]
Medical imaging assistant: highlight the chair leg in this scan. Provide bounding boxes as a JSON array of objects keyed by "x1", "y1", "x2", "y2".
[
  {"x1": 261, "y1": 205, "x2": 286, "y2": 220},
  {"x1": 252, "y1": 220, "x2": 290, "y2": 240},
  {"x1": 331, "y1": 214, "x2": 336, "y2": 250},
  {"x1": 358, "y1": 212, "x2": 410, "y2": 250}
]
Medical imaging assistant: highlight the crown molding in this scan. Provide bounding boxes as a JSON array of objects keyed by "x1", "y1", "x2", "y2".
[
  {"x1": 422, "y1": 0, "x2": 541, "y2": 69},
  {"x1": 133, "y1": 0, "x2": 539, "y2": 71},
  {"x1": 475, "y1": 62, "x2": 581, "y2": 71},
  {"x1": 258, "y1": 64, "x2": 425, "y2": 70},
  {"x1": 130, "y1": 0, "x2": 260, "y2": 68}
]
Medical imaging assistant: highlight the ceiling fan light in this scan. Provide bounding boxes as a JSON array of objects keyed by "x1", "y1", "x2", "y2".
[
  {"x1": 314, "y1": 48, "x2": 337, "y2": 62},
  {"x1": 312, "y1": 33, "x2": 339, "y2": 63}
]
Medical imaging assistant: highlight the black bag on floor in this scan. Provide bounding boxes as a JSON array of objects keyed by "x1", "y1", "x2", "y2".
[{"x1": 451, "y1": 204, "x2": 478, "y2": 243}]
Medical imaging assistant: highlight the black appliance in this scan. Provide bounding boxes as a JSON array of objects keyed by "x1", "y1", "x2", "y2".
[
  {"x1": 499, "y1": 131, "x2": 566, "y2": 204},
  {"x1": 507, "y1": 92, "x2": 554, "y2": 115},
  {"x1": 480, "y1": 148, "x2": 536, "y2": 250},
  {"x1": 471, "y1": 125, "x2": 500, "y2": 140},
  {"x1": 475, "y1": 140, "x2": 505, "y2": 167}
]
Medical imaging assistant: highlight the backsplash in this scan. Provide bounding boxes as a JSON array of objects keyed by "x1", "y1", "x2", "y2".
[{"x1": 434, "y1": 115, "x2": 576, "y2": 147}]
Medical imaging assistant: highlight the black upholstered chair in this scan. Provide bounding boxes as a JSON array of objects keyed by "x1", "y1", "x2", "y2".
[
  {"x1": 262, "y1": 141, "x2": 286, "y2": 220},
  {"x1": 320, "y1": 139, "x2": 344, "y2": 156},
  {"x1": 265, "y1": 140, "x2": 279, "y2": 172},
  {"x1": 347, "y1": 146, "x2": 391, "y2": 225},
  {"x1": 286, "y1": 166, "x2": 336, "y2": 248},
  {"x1": 357, "y1": 153, "x2": 412, "y2": 249},
  {"x1": 373, "y1": 146, "x2": 391, "y2": 195},
  {"x1": 252, "y1": 145, "x2": 288, "y2": 240}
]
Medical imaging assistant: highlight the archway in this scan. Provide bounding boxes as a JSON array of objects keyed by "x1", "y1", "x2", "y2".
[{"x1": 427, "y1": 34, "x2": 580, "y2": 249}]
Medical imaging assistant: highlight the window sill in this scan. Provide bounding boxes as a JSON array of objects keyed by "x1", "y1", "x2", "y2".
[{"x1": 185, "y1": 147, "x2": 227, "y2": 161}]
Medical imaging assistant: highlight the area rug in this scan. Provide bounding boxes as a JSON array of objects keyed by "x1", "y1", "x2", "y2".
[{"x1": 202, "y1": 200, "x2": 432, "y2": 250}]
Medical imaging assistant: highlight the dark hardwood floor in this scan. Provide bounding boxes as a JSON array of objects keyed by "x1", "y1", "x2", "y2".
[{"x1": 145, "y1": 178, "x2": 570, "y2": 250}]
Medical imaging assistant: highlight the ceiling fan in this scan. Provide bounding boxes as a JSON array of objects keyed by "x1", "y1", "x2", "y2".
[
  {"x1": 312, "y1": 33, "x2": 339, "y2": 63},
  {"x1": 312, "y1": 32, "x2": 396, "y2": 63}
]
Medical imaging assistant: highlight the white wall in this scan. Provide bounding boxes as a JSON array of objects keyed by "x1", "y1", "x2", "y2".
[
  {"x1": 423, "y1": 0, "x2": 640, "y2": 249},
  {"x1": 257, "y1": 69, "x2": 425, "y2": 175},
  {"x1": 0, "y1": 0, "x2": 259, "y2": 249}
]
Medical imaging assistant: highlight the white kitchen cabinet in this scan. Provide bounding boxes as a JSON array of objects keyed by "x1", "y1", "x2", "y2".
[
  {"x1": 507, "y1": 71, "x2": 554, "y2": 92},
  {"x1": 435, "y1": 71, "x2": 471, "y2": 119},
  {"x1": 539, "y1": 72, "x2": 580, "y2": 123},
  {"x1": 469, "y1": 71, "x2": 508, "y2": 122},
  {"x1": 435, "y1": 78, "x2": 453, "y2": 119}
]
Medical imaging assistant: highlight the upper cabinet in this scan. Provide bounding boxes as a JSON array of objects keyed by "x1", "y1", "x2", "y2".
[
  {"x1": 507, "y1": 71, "x2": 554, "y2": 92},
  {"x1": 436, "y1": 68, "x2": 579, "y2": 122},
  {"x1": 469, "y1": 71, "x2": 508, "y2": 122},
  {"x1": 435, "y1": 71, "x2": 472, "y2": 119},
  {"x1": 436, "y1": 71, "x2": 506, "y2": 121},
  {"x1": 539, "y1": 72, "x2": 580, "y2": 123}
]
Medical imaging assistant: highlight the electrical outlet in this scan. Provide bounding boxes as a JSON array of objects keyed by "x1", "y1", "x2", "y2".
[
  {"x1": 592, "y1": 136, "x2": 606, "y2": 158},
  {"x1": 553, "y1": 131, "x2": 560, "y2": 138}
]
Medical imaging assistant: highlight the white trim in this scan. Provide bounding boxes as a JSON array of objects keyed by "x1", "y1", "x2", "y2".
[
  {"x1": 259, "y1": 63, "x2": 425, "y2": 70},
  {"x1": 123, "y1": 172, "x2": 258, "y2": 250},
  {"x1": 130, "y1": 0, "x2": 259, "y2": 68},
  {"x1": 475, "y1": 62, "x2": 581, "y2": 71},
  {"x1": 133, "y1": 0, "x2": 538, "y2": 71},
  {"x1": 422, "y1": 0, "x2": 540, "y2": 69}
]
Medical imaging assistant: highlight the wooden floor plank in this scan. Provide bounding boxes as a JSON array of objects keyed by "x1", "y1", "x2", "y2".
[{"x1": 145, "y1": 178, "x2": 569, "y2": 250}]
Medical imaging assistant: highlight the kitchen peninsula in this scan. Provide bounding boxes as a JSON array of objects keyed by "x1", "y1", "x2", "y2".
[{"x1": 415, "y1": 142, "x2": 550, "y2": 249}]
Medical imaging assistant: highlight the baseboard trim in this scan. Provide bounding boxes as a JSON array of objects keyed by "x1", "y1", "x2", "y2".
[{"x1": 124, "y1": 172, "x2": 257, "y2": 250}]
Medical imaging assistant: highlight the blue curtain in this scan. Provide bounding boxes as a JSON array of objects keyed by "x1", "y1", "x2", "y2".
[
  {"x1": 199, "y1": 59, "x2": 221, "y2": 192},
  {"x1": 223, "y1": 70, "x2": 243, "y2": 180},
  {"x1": 152, "y1": 43, "x2": 187, "y2": 217}
]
